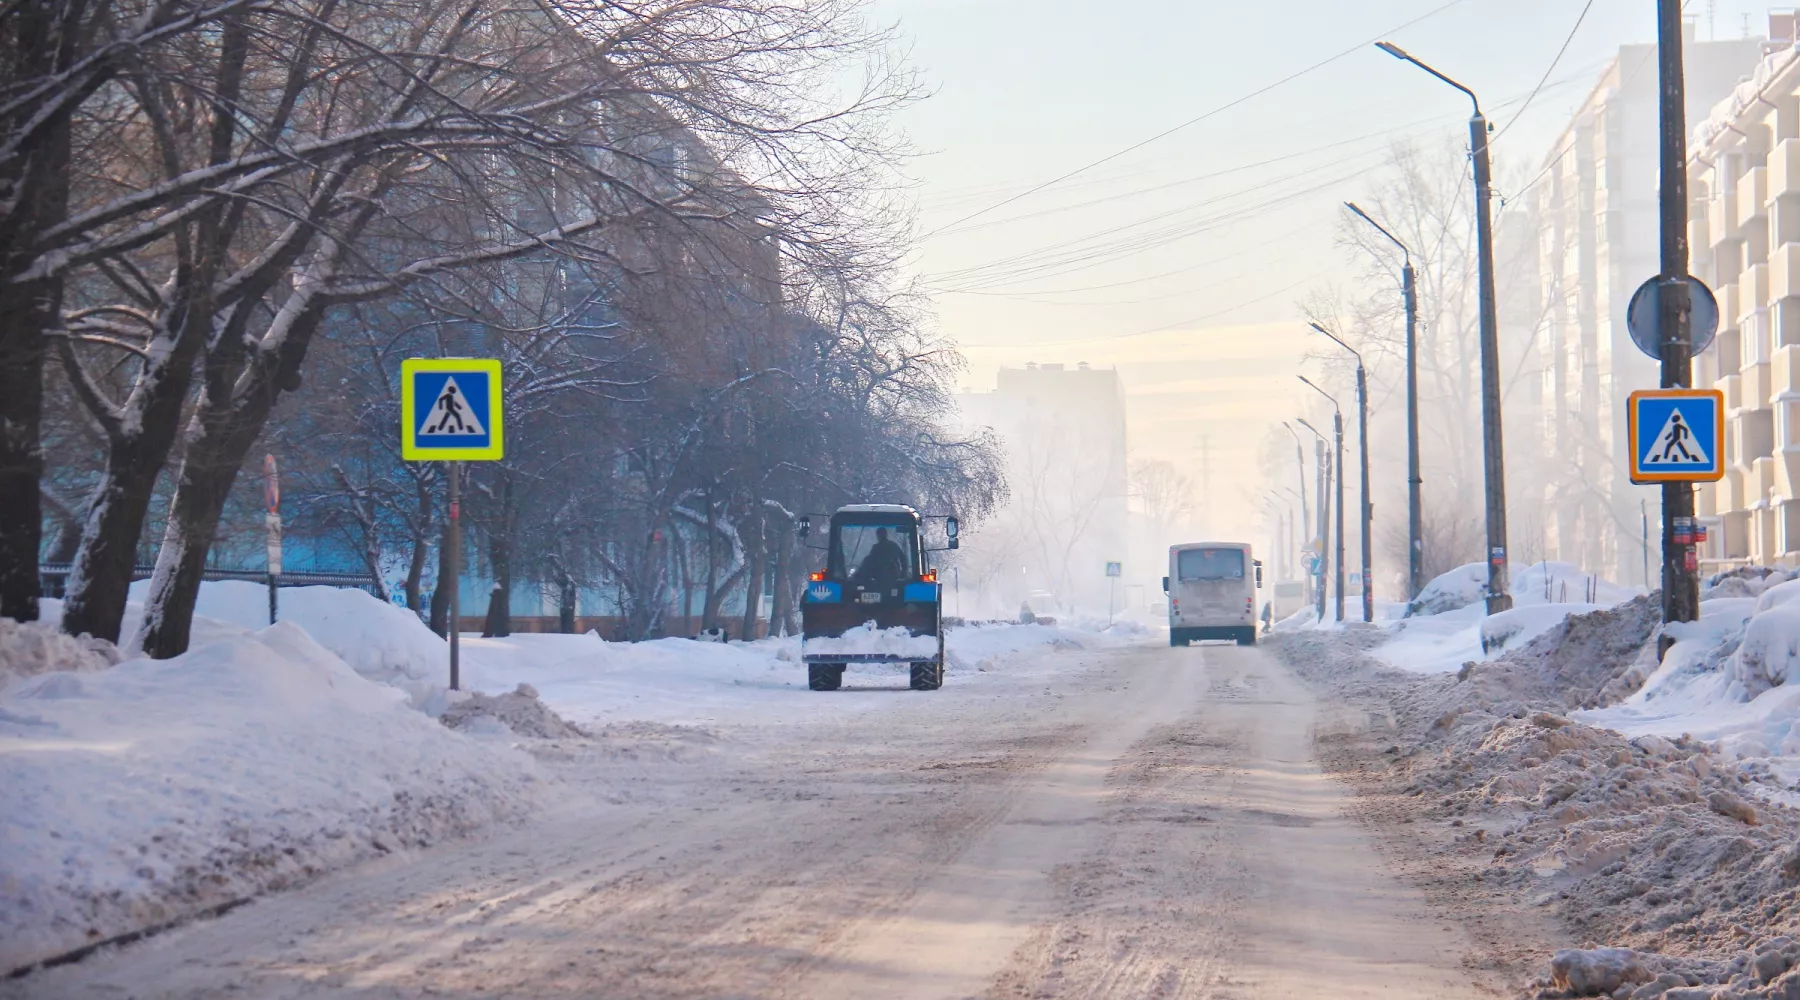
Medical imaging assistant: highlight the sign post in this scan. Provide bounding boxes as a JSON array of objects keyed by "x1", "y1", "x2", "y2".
[
  {"x1": 263, "y1": 454, "x2": 281, "y2": 625},
  {"x1": 402, "y1": 358, "x2": 504, "y2": 691},
  {"x1": 1105, "y1": 561, "x2": 1122, "y2": 623}
]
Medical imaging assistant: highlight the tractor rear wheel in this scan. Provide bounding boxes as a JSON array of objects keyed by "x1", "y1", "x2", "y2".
[
  {"x1": 910, "y1": 660, "x2": 942, "y2": 691},
  {"x1": 809, "y1": 663, "x2": 844, "y2": 691}
]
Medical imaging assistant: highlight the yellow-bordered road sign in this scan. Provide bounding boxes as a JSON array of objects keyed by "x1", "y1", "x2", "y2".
[
  {"x1": 401, "y1": 358, "x2": 503, "y2": 461},
  {"x1": 1627, "y1": 388, "x2": 1723, "y2": 484}
]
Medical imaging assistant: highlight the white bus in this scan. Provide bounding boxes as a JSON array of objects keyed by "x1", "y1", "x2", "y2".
[{"x1": 1163, "y1": 542, "x2": 1262, "y2": 647}]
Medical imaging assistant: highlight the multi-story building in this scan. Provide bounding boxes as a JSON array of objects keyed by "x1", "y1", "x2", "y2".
[
  {"x1": 954, "y1": 362, "x2": 1130, "y2": 616},
  {"x1": 1528, "y1": 26, "x2": 1768, "y2": 585},
  {"x1": 1691, "y1": 17, "x2": 1800, "y2": 567}
]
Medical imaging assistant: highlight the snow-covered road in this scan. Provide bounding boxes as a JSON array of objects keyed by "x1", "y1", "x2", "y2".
[{"x1": 4, "y1": 640, "x2": 1502, "y2": 999}]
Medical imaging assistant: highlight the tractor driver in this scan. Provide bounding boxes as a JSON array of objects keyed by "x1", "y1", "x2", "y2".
[{"x1": 856, "y1": 527, "x2": 908, "y2": 585}]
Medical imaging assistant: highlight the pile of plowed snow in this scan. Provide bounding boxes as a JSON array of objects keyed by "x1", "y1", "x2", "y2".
[
  {"x1": 1271, "y1": 594, "x2": 1800, "y2": 999},
  {"x1": 0, "y1": 621, "x2": 538, "y2": 975}
]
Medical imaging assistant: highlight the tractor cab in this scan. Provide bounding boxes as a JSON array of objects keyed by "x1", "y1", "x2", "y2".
[{"x1": 798, "y1": 504, "x2": 958, "y2": 692}]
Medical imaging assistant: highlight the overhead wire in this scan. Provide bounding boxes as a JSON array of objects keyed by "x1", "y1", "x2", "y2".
[{"x1": 918, "y1": 0, "x2": 1478, "y2": 239}]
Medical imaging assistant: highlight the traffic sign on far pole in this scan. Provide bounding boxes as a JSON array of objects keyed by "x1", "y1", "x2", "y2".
[
  {"x1": 401, "y1": 358, "x2": 504, "y2": 693},
  {"x1": 1627, "y1": 388, "x2": 1724, "y2": 484}
]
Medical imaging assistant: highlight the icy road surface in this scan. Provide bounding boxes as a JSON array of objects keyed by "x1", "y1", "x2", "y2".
[{"x1": 6, "y1": 641, "x2": 1496, "y2": 999}]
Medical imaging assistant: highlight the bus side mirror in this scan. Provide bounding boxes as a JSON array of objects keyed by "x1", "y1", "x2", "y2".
[
  {"x1": 797, "y1": 516, "x2": 810, "y2": 539},
  {"x1": 1161, "y1": 576, "x2": 1169, "y2": 593},
  {"x1": 1254, "y1": 560, "x2": 1264, "y2": 588}
]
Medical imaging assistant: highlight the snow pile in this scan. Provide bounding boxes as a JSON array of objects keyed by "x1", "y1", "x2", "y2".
[
  {"x1": 1703, "y1": 565, "x2": 1793, "y2": 602},
  {"x1": 440, "y1": 683, "x2": 586, "y2": 739},
  {"x1": 1372, "y1": 563, "x2": 1640, "y2": 676},
  {"x1": 801, "y1": 622, "x2": 940, "y2": 660},
  {"x1": 1407, "y1": 562, "x2": 1489, "y2": 617},
  {"x1": 0, "y1": 618, "x2": 120, "y2": 689},
  {"x1": 1272, "y1": 604, "x2": 1800, "y2": 999},
  {"x1": 0, "y1": 622, "x2": 537, "y2": 975},
  {"x1": 132, "y1": 580, "x2": 450, "y2": 706}
]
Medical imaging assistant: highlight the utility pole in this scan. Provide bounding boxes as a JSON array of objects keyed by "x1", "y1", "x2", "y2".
[
  {"x1": 1377, "y1": 42, "x2": 1510, "y2": 614},
  {"x1": 1658, "y1": 0, "x2": 1699, "y2": 626},
  {"x1": 1310, "y1": 322, "x2": 1374, "y2": 622},
  {"x1": 1346, "y1": 203, "x2": 1423, "y2": 600},
  {"x1": 1299, "y1": 395, "x2": 1343, "y2": 625}
]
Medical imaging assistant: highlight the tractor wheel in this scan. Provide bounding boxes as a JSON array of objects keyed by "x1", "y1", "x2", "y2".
[
  {"x1": 809, "y1": 663, "x2": 844, "y2": 691},
  {"x1": 910, "y1": 660, "x2": 942, "y2": 691}
]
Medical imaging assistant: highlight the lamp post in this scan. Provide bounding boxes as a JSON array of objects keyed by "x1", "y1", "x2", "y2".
[
  {"x1": 1310, "y1": 323, "x2": 1373, "y2": 623},
  {"x1": 1345, "y1": 201, "x2": 1423, "y2": 601},
  {"x1": 1376, "y1": 40, "x2": 1510, "y2": 614},
  {"x1": 1281, "y1": 421, "x2": 1312, "y2": 602},
  {"x1": 1297, "y1": 410, "x2": 1341, "y2": 624}
]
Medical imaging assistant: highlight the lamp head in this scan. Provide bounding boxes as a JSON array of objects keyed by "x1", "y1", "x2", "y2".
[
  {"x1": 1375, "y1": 41, "x2": 1410, "y2": 61},
  {"x1": 1308, "y1": 321, "x2": 1331, "y2": 337}
]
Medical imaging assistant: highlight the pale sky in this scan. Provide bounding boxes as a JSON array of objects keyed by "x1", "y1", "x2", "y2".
[{"x1": 871, "y1": 0, "x2": 1774, "y2": 545}]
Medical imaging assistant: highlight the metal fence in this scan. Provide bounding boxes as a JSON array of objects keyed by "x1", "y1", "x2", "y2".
[{"x1": 38, "y1": 564, "x2": 380, "y2": 600}]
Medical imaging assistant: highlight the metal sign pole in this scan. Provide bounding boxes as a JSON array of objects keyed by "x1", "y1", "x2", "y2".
[
  {"x1": 263, "y1": 454, "x2": 280, "y2": 625},
  {"x1": 1657, "y1": 0, "x2": 1699, "y2": 630},
  {"x1": 448, "y1": 461, "x2": 461, "y2": 691}
]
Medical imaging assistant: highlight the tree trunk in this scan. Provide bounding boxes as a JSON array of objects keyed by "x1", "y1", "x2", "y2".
[
  {"x1": 428, "y1": 522, "x2": 451, "y2": 636},
  {"x1": 60, "y1": 424, "x2": 190, "y2": 642},
  {"x1": 769, "y1": 532, "x2": 792, "y2": 638},
  {"x1": 702, "y1": 497, "x2": 718, "y2": 631},
  {"x1": 0, "y1": 278, "x2": 51, "y2": 622},
  {"x1": 739, "y1": 516, "x2": 765, "y2": 641},
  {"x1": 481, "y1": 533, "x2": 511, "y2": 638},
  {"x1": 137, "y1": 409, "x2": 265, "y2": 658},
  {"x1": 405, "y1": 476, "x2": 432, "y2": 614},
  {"x1": 0, "y1": 1, "x2": 78, "y2": 624},
  {"x1": 558, "y1": 569, "x2": 576, "y2": 634}
]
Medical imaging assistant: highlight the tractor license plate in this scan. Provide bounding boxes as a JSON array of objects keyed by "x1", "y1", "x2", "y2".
[{"x1": 859, "y1": 591, "x2": 881, "y2": 604}]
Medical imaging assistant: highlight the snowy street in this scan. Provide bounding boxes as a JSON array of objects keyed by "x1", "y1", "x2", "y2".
[{"x1": 2, "y1": 639, "x2": 1506, "y2": 999}]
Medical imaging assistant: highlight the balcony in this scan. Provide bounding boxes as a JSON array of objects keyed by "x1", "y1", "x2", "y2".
[
  {"x1": 1741, "y1": 166, "x2": 1771, "y2": 228},
  {"x1": 1743, "y1": 264, "x2": 1772, "y2": 324},
  {"x1": 1722, "y1": 467, "x2": 1748, "y2": 510},
  {"x1": 1776, "y1": 244, "x2": 1800, "y2": 301},
  {"x1": 1714, "y1": 186, "x2": 1743, "y2": 247},
  {"x1": 1777, "y1": 345, "x2": 1800, "y2": 399},
  {"x1": 1783, "y1": 451, "x2": 1800, "y2": 502},
  {"x1": 1723, "y1": 372, "x2": 1743, "y2": 411},
  {"x1": 1746, "y1": 360, "x2": 1775, "y2": 409},
  {"x1": 1719, "y1": 282, "x2": 1741, "y2": 326},
  {"x1": 1774, "y1": 138, "x2": 1800, "y2": 199}
]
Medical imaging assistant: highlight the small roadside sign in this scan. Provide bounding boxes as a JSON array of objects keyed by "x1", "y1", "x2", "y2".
[
  {"x1": 1628, "y1": 388, "x2": 1725, "y2": 484},
  {"x1": 1626, "y1": 276, "x2": 1720, "y2": 360},
  {"x1": 1105, "y1": 561, "x2": 1122, "y2": 577},
  {"x1": 401, "y1": 358, "x2": 504, "y2": 461}
]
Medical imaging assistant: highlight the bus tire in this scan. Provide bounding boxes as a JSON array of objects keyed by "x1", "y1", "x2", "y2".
[
  {"x1": 809, "y1": 663, "x2": 844, "y2": 691},
  {"x1": 910, "y1": 661, "x2": 942, "y2": 691},
  {"x1": 1237, "y1": 628, "x2": 1256, "y2": 647}
]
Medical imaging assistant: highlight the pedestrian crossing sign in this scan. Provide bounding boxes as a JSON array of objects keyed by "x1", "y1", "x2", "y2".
[
  {"x1": 1628, "y1": 388, "x2": 1723, "y2": 484},
  {"x1": 400, "y1": 358, "x2": 503, "y2": 461}
]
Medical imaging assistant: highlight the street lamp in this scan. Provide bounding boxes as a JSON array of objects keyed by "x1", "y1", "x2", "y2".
[
  {"x1": 1299, "y1": 377, "x2": 1346, "y2": 625},
  {"x1": 1310, "y1": 323, "x2": 1372, "y2": 623},
  {"x1": 1376, "y1": 40, "x2": 1511, "y2": 614},
  {"x1": 1294, "y1": 419, "x2": 1330, "y2": 618},
  {"x1": 1345, "y1": 201, "x2": 1424, "y2": 602},
  {"x1": 1297, "y1": 406, "x2": 1341, "y2": 625}
]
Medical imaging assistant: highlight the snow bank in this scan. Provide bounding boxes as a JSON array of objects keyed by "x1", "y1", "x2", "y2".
[
  {"x1": 0, "y1": 622, "x2": 537, "y2": 974},
  {"x1": 0, "y1": 618, "x2": 119, "y2": 689},
  {"x1": 802, "y1": 622, "x2": 939, "y2": 660}
]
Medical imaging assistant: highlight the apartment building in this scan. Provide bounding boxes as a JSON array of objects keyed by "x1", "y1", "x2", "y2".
[
  {"x1": 1529, "y1": 27, "x2": 1768, "y2": 585},
  {"x1": 1692, "y1": 17, "x2": 1800, "y2": 567}
]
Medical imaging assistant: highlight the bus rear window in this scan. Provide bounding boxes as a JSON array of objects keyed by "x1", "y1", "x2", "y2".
[{"x1": 1177, "y1": 548, "x2": 1244, "y2": 581}]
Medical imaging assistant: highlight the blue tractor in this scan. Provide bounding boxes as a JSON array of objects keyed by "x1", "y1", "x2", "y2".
[{"x1": 798, "y1": 504, "x2": 959, "y2": 692}]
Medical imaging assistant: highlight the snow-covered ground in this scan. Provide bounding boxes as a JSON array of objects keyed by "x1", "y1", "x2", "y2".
[
  {"x1": 3, "y1": 582, "x2": 1136, "y2": 974},
  {"x1": 0, "y1": 618, "x2": 538, "y2": 974}
]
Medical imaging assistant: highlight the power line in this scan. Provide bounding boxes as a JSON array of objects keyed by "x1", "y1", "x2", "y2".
[
  {"x1": 1491, "y1": 0, "x2": 1596, "y2": 145},
  {"x1": 919, "y1": 0, "x2": 1477, "y2": 239}
]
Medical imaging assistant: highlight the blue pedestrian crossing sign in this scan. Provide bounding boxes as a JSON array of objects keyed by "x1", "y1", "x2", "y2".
[
  {"x1": 400, "y1": 358, "x2": 504, "y2": 461},
  {"x1": 1627, "y1": 388, "x2": 1724, "y2": 484}
]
